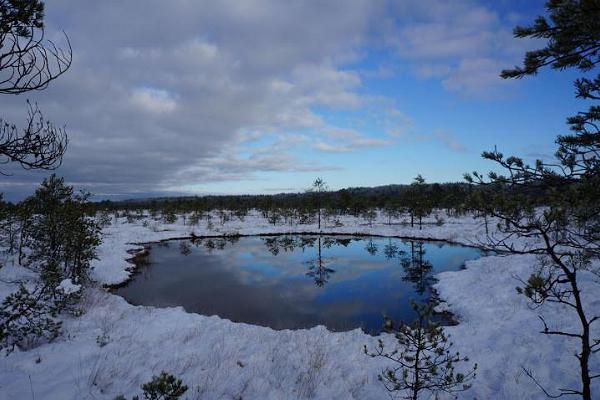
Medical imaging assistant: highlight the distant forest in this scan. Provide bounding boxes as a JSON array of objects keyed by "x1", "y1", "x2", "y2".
[{"x1": 84, "y1": 180, "x2": 551, "y2": 217}]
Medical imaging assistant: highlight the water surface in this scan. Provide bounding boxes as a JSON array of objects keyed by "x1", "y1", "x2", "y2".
[{"x1": 116, "y1": 235, "x2": 483, "y2": 333}]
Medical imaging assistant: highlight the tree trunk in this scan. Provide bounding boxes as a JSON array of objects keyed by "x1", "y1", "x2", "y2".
[
  {"x1": 412, "y1": 319, "x2": 423, "y2": 400},
  {"x1": 571, "y1": 272, "x2": 592, "y2": 400},
  {"x1": 18, "y1": 224, "x2": 25, "y2": 265},
  {"x1": 548, "y1": 248, "x2": 593, "y2": 400},
  {"x1": 484, "y1": 214, "x2": 489, "y2": 235},
  {"x1": 317, "y1": 208, "x2": 320, "y2": 230},
  {"x1": 580, "y1": 328, "x2": 592, "y2": 400}
]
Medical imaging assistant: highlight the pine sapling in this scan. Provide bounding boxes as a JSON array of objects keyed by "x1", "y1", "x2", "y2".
[{"x1": 365, "y1": 301, "x2": 477, "y2": 400}]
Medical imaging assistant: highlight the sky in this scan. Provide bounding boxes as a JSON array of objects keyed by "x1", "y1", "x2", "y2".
[{"x1": 0, "y1": 0, "x2": 588, "y2": 200}]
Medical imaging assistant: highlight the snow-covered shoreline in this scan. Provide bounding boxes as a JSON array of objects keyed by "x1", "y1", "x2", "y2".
[
  {"x1": 91, "y1": 210, "x2": 490, "y2": 287},
  {"x1": 0, "y1": 211, "x2": 598, "y2": 399}
]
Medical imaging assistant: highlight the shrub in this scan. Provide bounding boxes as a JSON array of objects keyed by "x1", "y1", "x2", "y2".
[
  {"x1": 0, "y1": 283, "x2": 78, "y2": 354},
  {"x1": 23, "y1": 175, "x2": 101, "y2": 285},
  {"x1": 162, "y1": 210, "x2": 177, "y2": 224},
  {"x1": 98, "y1": 210, "x2": 112, "y2": 227},
  {"x1": 114, "y1": 371, "x2": 188, "y2": 400}
]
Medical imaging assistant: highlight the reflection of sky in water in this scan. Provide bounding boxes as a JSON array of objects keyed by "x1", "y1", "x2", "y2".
[{"x1": 116, "y1": 236, "x2": 484, "y2": 333}]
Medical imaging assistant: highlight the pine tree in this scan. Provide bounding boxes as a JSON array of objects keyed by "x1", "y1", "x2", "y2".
[
  {"x1": 0, "y1": 284, "x2": 64, "y2": 354},
  {"x1": 188, "y1": 210, "x2": 201, "y2": 226},
  {"x1": 361, "y1": 208, "x2": 377, "y2": 227},
  {"x1": 140, "y1": 371, "x2": 188, "y2": 400},
  {"x1": 465, "y1": 1, "x2": 600, "y2": 398},
  {"x1": 114, "y1": 371, "x2": 188, "y2": 400},
  {"x1": 161, "y1": 208, "x2": 177, "y2": 224},
  {"x1": 97, "y1": 210, "x2": 112, "y2": 227},
  {"x1": 365, "y1": 301, "x2": 476, "y2": 400},
  {"x1": 310, "y1": 178, "x2": 328, "y2": 230},
  {"x1": 406, "y1": 175, "x2": 432, "y2": 229},
  {"x1": 383, "y1": 201, "x2": 401, "y2": 225},
  {"x1": 24, "y1": 175, "x2": 101, "y2": 285}
]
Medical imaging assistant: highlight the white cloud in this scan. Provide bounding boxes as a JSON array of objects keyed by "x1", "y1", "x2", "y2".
[
  {"x1": 433, "y1": 131, "x2": 467, "y2": 152},
  {"x1": 313, "y1": 127, "x2": 392, "y2": 153},
  {"x1": 130, "y1": 87, "x2": 177, "y2": 114},
  {"x1": 313, "y1": 142, "x2": 351, "y2": 153},
  {"x1": 413, "y1": 130, "x2": 467, "y2": 153},
  {"x1": 386, "y1": 0, "x2": 534, "y2": 96},
  {"x1": 441, "y1": 57, "x2": 505, "y2": 96},
  {"x1": 0, "y1": 0, "x2": 384, "y2": 196}
]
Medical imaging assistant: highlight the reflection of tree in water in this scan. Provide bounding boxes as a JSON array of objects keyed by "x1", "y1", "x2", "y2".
[
  {"x1": 178, "y1": 241, "x2": 191, "y2": 256},
  {"x1": 204, "y1": 239, "x2": 216, "y2": 253},
  {"x1": 263, "y1": 236, "x2": 298, "y2": 255},
  {"x1": 334, "y1": 238, "x2": 352, "y2": 247},
  {"x1": 279, "y1": 236, "x2": 296, "y2": 252},
  {"x1": 298, "y1": 236, "x2": 317, "y2": 251},
  {"x1": 263, "y1": 237, "x2": 282, "y2": 255},
  {"x1": 383, "y1": 238, "x2": 399, "y2": 259},
  {"x1": 399, "y1": 241, "x2": 434, "y2": 295},
  {"x1": 305, "y1": 236, "x2": 335, "y2": 287},
  {"x1": 192, "y1": 235, "x2": 435, "y2": 293},
  {"x1": 365, "y1": 238, "x2": 378, "y2": 256},
  {"x1": 261, "y1": 235, "x2": 339, "y2": 287},
  {"x1": 368, "y1": 238, "x2": 434, "y2": 295},
  {"x1": 262, "y1": 235, "x2": 357, "y2": 254},
  {"x1": 189, "y1": 237, "x2": 239, "y2": 254}
]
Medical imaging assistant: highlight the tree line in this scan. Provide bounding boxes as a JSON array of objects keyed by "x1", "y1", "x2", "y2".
[{"x1": 80, "y1": 176, "x2": 558, "y2": 230}]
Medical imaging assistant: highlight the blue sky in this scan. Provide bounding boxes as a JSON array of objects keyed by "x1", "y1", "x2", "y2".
[
  {"x1": 189, "y1": 0, "x2": 580, "y2": 194},
  {"x1": 0, "y1": 0, "x2": 587, "y2": 199}
]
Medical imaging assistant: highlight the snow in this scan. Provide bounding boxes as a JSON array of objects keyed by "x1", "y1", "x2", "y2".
[
  {"x1": 436, "y1": 254, "x2": 600, "y2": 398},
  {"x1": 0, "y1": 210, "x2": 598, "y2": 399},
  {"x1": 56, "y1": 279, "x2": 81, "y2": 295}
]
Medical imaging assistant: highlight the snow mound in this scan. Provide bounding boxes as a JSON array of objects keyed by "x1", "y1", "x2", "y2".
[{"x1": 57, "y1": 279, "x2": 81, "y2": 295}]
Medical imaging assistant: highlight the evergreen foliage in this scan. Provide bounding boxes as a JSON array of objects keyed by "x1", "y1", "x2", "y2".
[
  {"x1": 0, "y1": 282, "x2": 77, "y2": 354},
  {"x1": 0, "y1": 0, "x2": 45, "y2": 37},
  {"x1": 406, "y1": 175, "x2": 432, "y2": 229},
  {"x1": 114, "y1": 371, "x2": 188, "y2": 400},
  {"x1": 141, "y1": 371, "x2": 188, "y2": 400},
  {"x1": 365, "y1": 301, "x2": 476, "y2": 400},
  {"x1": 161, "y1": 208, "x2": 177, "y2": 224},
  {"x1": 86, "y1": 181, "x2": 479, "y2": 220},
  {"x1": 0, "y1": 176, "x2": 98, "y2": 355},
  {"x1": 466, "y1": 1, "x2": 600, "y2": 398},
  {"x1": 23, "y1": 174, "x2": 101, "y2": 285},
  {"x1": 309, "y1": 177, "x2": 328, "y2": 230},
  {"x1": 97, "y1": 210, "x2": 112, "y2": 227}
]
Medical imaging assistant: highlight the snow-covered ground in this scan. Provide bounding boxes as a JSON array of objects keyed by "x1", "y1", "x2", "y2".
[{"x1": 0, "y1": 211, "x2": 598, "y2": 399}]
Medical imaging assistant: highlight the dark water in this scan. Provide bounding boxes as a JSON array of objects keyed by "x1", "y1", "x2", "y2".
[{"x1": 116, "y1": 235, "x2": 483, "y2": 333}]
